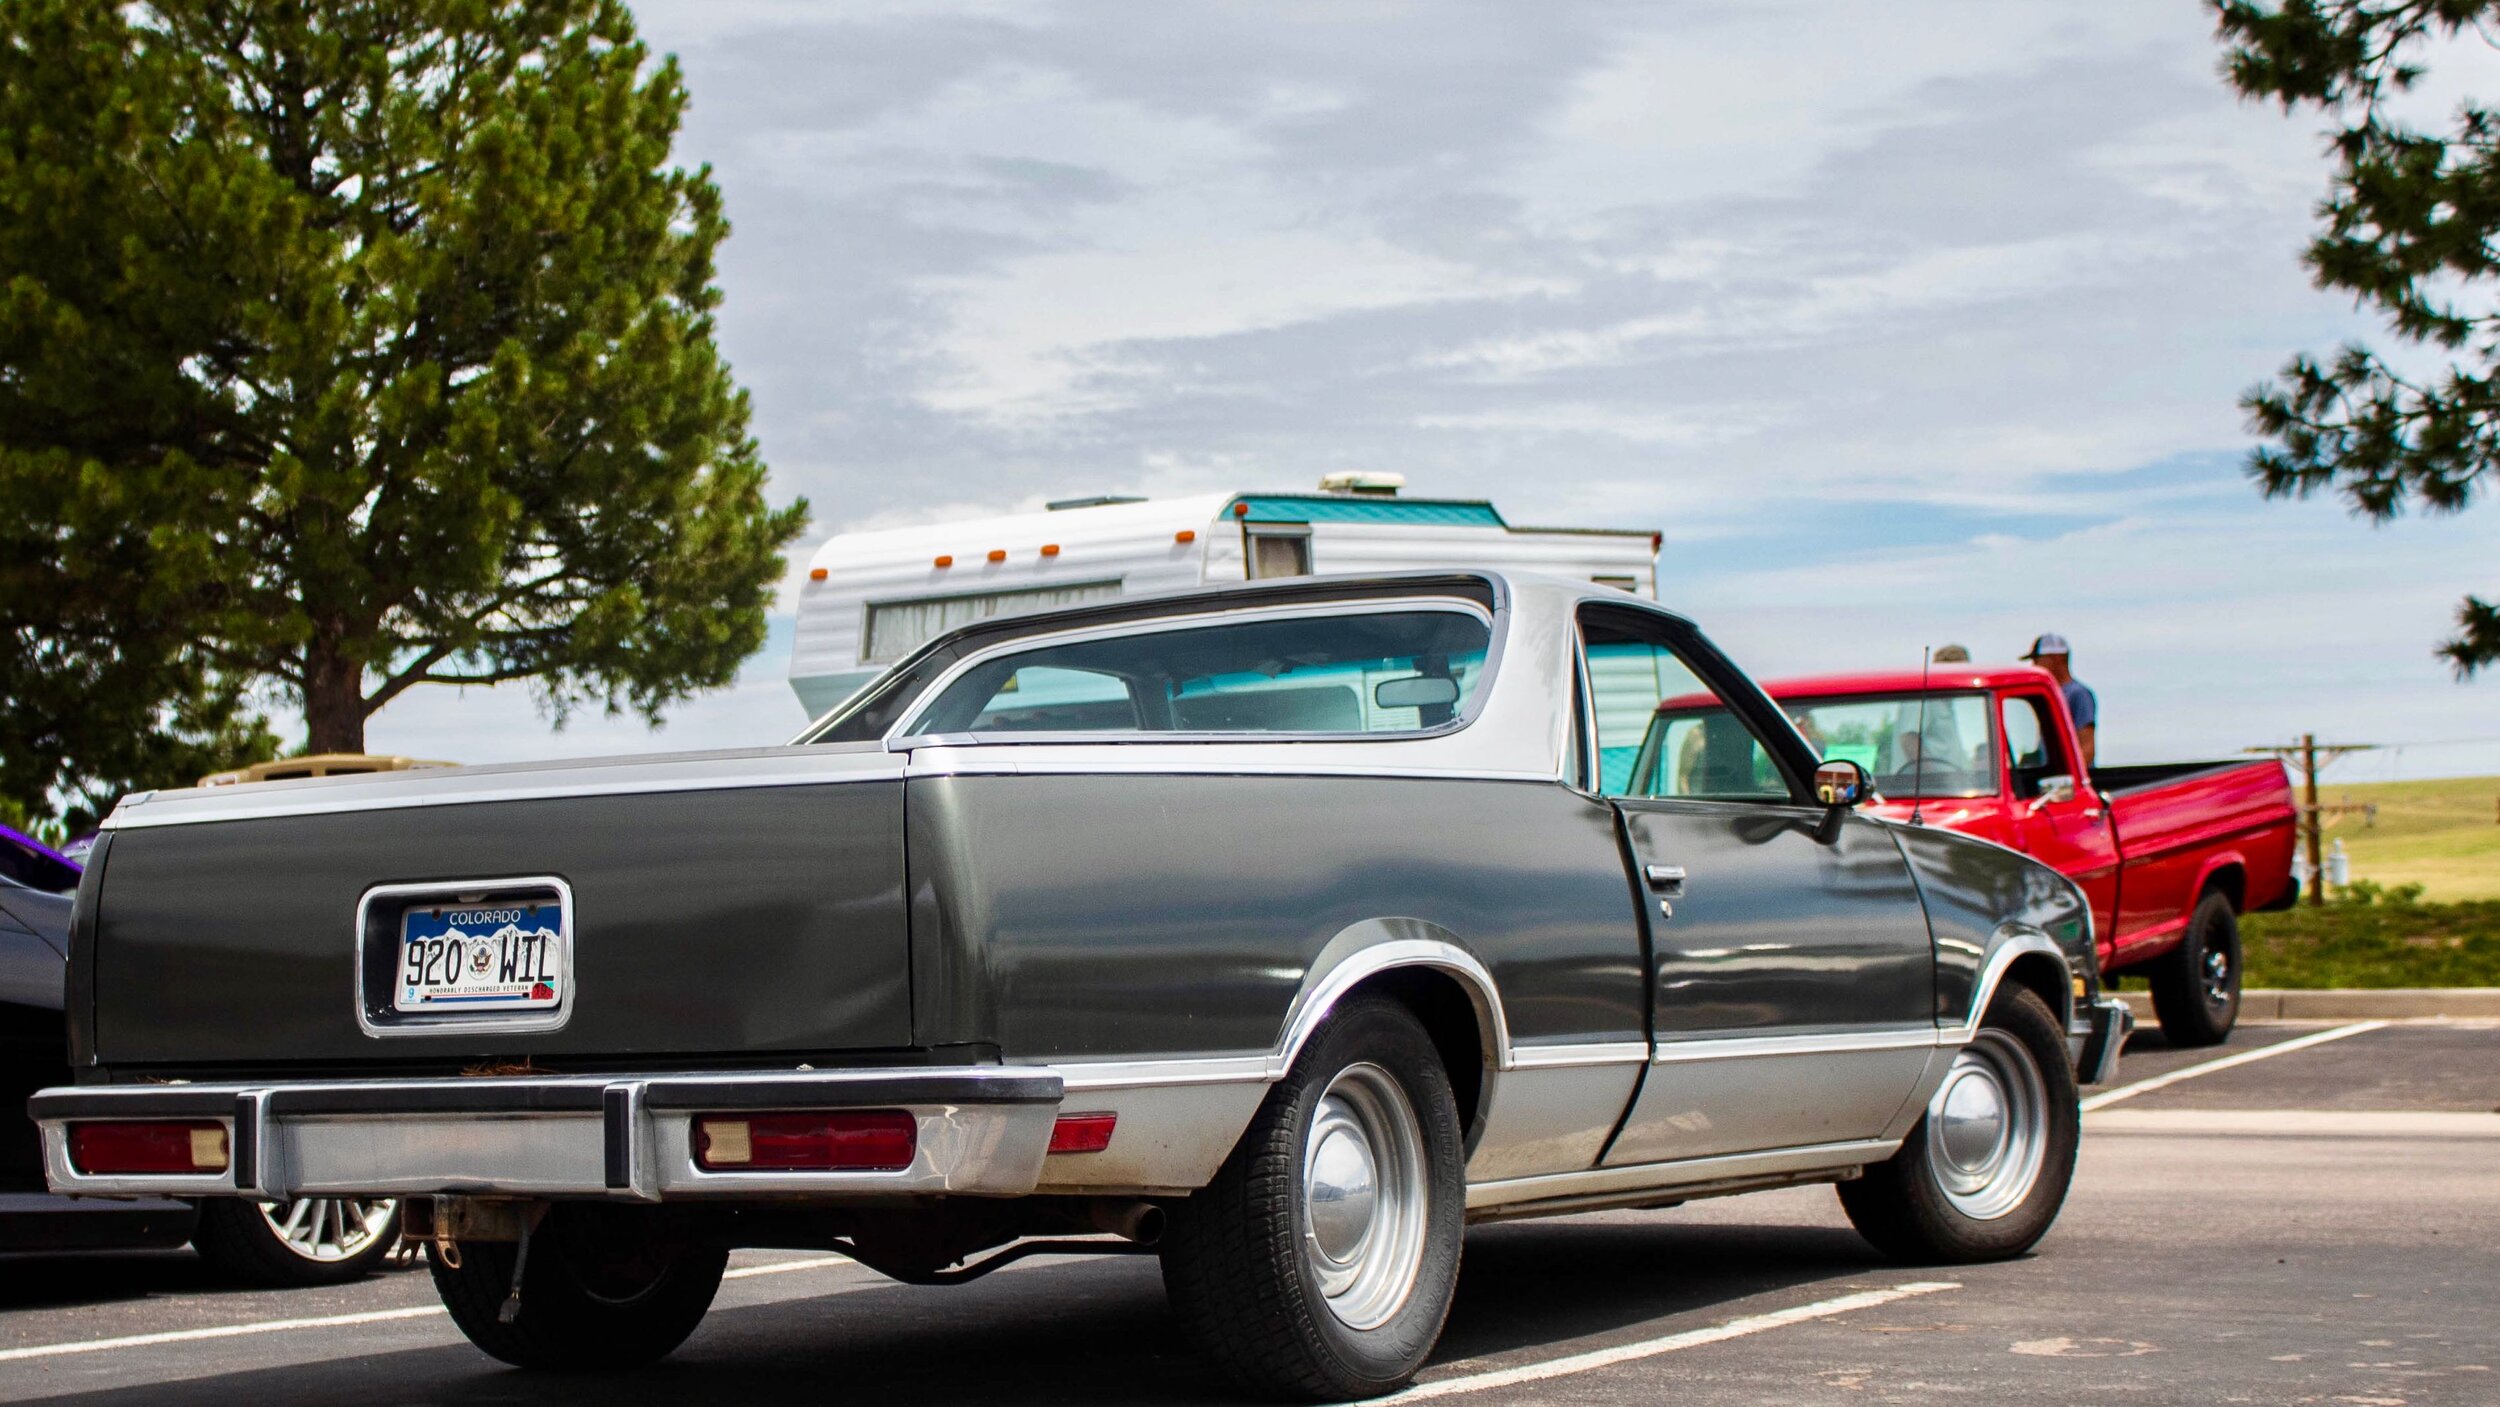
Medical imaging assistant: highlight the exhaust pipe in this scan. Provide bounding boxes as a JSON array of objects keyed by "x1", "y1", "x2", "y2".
[{"x1": 1083, "y1": 1198, "x2": 1166, "y2": 1246}]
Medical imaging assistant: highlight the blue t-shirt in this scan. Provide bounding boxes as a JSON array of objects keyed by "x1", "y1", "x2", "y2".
[{"x1": 2063, "y1": 678, "x2": 2097, "y2": 730}]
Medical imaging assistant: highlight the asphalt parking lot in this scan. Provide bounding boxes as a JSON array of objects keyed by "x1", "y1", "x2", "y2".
[{"x1": 2, "y1": 1019, "x2": 2493, "y2": 1407}]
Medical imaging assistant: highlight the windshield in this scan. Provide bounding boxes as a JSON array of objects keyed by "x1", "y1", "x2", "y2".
[
  {"x1": 1769, "y1": 692, "x2": 1999, "y2": 799},
  {"x1": 899, "y1": 607, "x2": 1493, "y2": 738}
]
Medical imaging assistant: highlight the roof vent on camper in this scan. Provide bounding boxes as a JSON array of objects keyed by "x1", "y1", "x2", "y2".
[
  {"x1": 1046, "y1": 495, "x2": 1148, "y2": 511},
  {"x1": 1318, "y1": 472, "x2": 1404, "y2": 497}
]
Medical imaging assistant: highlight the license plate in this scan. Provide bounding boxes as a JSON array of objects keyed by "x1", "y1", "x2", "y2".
[{"x1": 394, "y1": 899, "x2": 565, "y2": 1013}]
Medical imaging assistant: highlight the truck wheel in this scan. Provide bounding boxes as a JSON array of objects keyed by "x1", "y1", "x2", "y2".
[
  {"x1": 192, "y1": 1197, "x2": 402, "y2": 1287},
  {"x1": 426, "y1": 1207, "x2": 728, "y2": 1370},
  {"x1": 1839, "y1": 986, "x2": 2079, "y2": 1263},
  {"x1": 2150, "y1": 889, "x2": 2241, "y2": 1047},
  {"x1": 1160, "y1": 995, "x2": 1466, "y2": 1401}
]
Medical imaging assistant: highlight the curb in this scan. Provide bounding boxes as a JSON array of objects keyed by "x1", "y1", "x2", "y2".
[{"x1": 2116, "y1": 988, "x2": 2500, "y2": 1020}]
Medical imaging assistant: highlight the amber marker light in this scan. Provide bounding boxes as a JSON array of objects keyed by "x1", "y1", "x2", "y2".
[
  {"x1": 808, "y1": 567, "x2": 829, "y2": 581},
  {"x1": 1174, "y1": 530, "x2": 1196, "y2": 544},
  {"x1": 68, "y1": 1121, "x2": 229, "y2": 1175},
  {"x1": 934, "y1": 554, "x2": 954, "y2": 568},
  {"x1": 987, "y1": 549, "x2": 1008, "y2": 563},
  {"x1": 1040, "y1": 543, "x2": 1061, "y2": 557}
]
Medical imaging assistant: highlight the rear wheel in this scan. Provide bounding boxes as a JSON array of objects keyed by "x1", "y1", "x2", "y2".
[
  {"x1": 1160, "y1": 996, "x2": 1466, "y2": 1401},
  {"x1": 2150, "y1": 889, "x2": 2241, "y2": 1047},
  {"x1": 1839, "y1": 986, "x2": 2079, "y2": 1263},
  {"x1": 193, "y1": 1197, "x2": 402, "y2": 1287},
  {"x1": 427, "y1": 1206, "x2": 727, "y2": 1370}
]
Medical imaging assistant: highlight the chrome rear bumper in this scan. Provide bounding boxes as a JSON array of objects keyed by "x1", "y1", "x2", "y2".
[{"x1": 32, "y1": 1067, "x2": 1062, "y2": 1202}]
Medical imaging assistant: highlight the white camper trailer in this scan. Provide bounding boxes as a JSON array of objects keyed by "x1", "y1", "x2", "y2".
[{"x1": 788, "y1": 475, "x2": 1658, "y2": 717}]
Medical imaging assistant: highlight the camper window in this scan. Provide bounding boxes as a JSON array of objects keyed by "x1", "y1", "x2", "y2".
[
  {"x1": 1246, "y1": 529, "x2": 1311, "y2": 580},
  {"x1": 862, "y1": 581, "x2": 1123, "y2": 665}
]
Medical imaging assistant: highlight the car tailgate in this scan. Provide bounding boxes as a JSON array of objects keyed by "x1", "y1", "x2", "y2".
[{"x1": 79, "y1": 746, "x2": 910, "y2": 1070}]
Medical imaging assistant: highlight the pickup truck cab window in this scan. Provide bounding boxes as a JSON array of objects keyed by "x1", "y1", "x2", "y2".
[
  {"x1": 1768, "y1": 692, "x2": 1998, "y2": 800},
  {"x1": 901, "y1": 606, "x2": 1491, "y2": 738}
]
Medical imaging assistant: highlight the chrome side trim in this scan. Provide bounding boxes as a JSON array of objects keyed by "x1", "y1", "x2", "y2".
[
  {"x1": 101, "y1": 748, "x2": 905, "y2": 831},
  {"x1": 1054, "y1": 932, "x2": 1527, "y2": 1090},
  {"x1": 1280, "y1": 935, "x2": 1512, "y2": 1075},
  {"x1": 903, "y1": 749, "x2": 1557, "y2": 784},
  {"x1": 352, "y1": 876, "x2": 577, "y2": 1040},
  {"x1": 1466, "y1": 1137, "x2": 1898, "y2": 1212},
  {"x1": 1509, "y1": 1041, "x2": 1650, "y2": 1070},
  {"x1": 1649, "y1": 1026, "x2": 1940, "y2": 1064},
  {"x1": 1056, "y1": 1056, "x2": 1272, "y2": 1092},
  {"x1": 1949, "y1": 931, "x2": 2075, "y2": 1042}
]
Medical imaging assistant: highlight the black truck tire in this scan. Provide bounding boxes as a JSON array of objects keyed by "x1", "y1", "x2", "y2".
[
  {"x1": 427, "y1": 1207, "x2": 727, "y2": 1370},
  {"x1": 1159, "y1": 995, "x2": 1466, "y2": 1401},
  {"x1": 2149, "y1": 888, "x2": 2242, "y2": 1048},
  {"x1": 1839, "y1": 986, "x2": 2080, "y2": 1263}
]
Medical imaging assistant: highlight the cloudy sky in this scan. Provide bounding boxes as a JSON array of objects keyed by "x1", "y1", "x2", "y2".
[{"x1": 361, "y1": 0, "x2": 2500, "y2": 782}]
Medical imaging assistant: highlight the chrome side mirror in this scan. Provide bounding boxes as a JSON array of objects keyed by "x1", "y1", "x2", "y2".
[
  {"x1": 1813, "y1": 758, "x2": 1870, "y2": 809},
  {"x1": 2038, "y1": 773, "x2": 2076, "y2": 805}
]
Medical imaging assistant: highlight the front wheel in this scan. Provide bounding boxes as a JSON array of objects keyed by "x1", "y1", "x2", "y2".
[
  {"x1": 1160, "y1": 995, "x2": 1466, "y2": 1401},
  {"x1": 1839, "y1": 986, "x2": 2079, "y2": 1263},
  {"x1": 192, "y1": 1196, "x2": 403, "y2": 1287},
  {"x1": 427, "y1": 1206, "x2": 727, "y2": 1370},
  {"x1": 2149, "y1": 889, "x2": 2241, "y2": 1047}
]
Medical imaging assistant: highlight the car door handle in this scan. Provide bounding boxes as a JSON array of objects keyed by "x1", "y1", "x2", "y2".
[{"x1": 1643, "y1": 864, "x2": 1686, "y2": 894}]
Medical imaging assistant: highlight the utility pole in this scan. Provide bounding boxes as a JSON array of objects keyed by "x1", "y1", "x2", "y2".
[{"x1": 2245, "y1": 735, "x2": 2380, "y2": 905}]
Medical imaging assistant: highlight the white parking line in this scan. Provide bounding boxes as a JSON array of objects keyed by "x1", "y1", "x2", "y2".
[
  {"x1": 2079, "y1": 1021, "x2": 2389, "y2": 1112},
  {"x1": 1375, "y1": 1281, "x2": 1963, "y2": 1402},
  {"x1": 0, "y1": 1305, "x2": 446, "y2": 1364},
  {"x1": 0, "y1": 1253, "x2": 860, "y2": 1365}
]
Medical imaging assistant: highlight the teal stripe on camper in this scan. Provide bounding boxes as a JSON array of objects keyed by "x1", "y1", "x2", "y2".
[{"x1": 1228, "y1": 496, "x2": 1506, "y2": 528}]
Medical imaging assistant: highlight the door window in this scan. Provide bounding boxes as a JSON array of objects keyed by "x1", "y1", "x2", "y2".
[
  {"x1": 2000, "y1": 693, "x2": 2067, "y2": 798},
  {"x1": 1581, "y1": 611, "x2": 1794, "y2": 802}
]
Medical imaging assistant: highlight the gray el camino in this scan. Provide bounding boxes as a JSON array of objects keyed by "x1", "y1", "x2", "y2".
[{"x1": 36, "y1": 570, "x2": 2130, "y2": 1400}]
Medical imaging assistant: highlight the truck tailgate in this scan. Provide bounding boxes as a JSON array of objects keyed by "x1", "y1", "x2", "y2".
[{"x1": 79, "y1": 747, "x2": 910, "y2": 1071}]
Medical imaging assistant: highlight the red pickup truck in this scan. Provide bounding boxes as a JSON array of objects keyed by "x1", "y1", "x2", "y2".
[{"x1": 1652, "y1": 665, "x2": 2297, "y2": 1046}]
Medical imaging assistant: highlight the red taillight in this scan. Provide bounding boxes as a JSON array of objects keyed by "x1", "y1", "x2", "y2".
[
  {"x1": 694, "y1": 1111, "x2": 916, "y2": 1172},
  {"x1": 68, "y1": 1121, "x2": 228, "y2": 1175},
  {"x1": 1048, "y1": 1112, "x2": 1117, "y2": 1155}
]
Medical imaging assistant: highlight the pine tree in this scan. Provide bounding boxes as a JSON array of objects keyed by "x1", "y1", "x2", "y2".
[
  {"x1": 2217, "y1": 0, "x2": 2500, "y2": 676},
  {"x1": 0, "y1": 0, "x2": 807, "y2": 820}
]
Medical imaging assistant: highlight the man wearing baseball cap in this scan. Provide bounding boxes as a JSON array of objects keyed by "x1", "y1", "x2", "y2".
[{"x1": 2023, "y1": 633, "x2": 2096, "y2": 766}]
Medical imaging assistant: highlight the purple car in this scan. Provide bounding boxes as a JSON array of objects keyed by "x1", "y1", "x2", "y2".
[
  {"x1": 0, "y1": 824, "x2": 81, "y2": 895},
  {"x1": 1, "y1": 827, "x2": 197, "y2": 1252}
]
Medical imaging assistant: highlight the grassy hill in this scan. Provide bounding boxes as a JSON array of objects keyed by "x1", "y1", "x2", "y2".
[{"x1": 2313, "y1": 774, "x2": 2500, "y2": 902}]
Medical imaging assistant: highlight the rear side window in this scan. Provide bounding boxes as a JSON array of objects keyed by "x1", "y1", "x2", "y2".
[{"x1": 901, "y1": 607, "x2": 1492, "y2": 738}]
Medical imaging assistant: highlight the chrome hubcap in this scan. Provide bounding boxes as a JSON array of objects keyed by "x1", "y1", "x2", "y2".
[
  {"x1": 2202, "y1": 945, "x2": 2233, "y2": 1006},
  {"x1": 1925, "y1": 1031, "x2": 2048, "y2": 1221},
  {"x1": 1301, "y1": 1063, "x2": 1426, "y2": 1331},
  {"x1": 259, "y1": 1197, "x2": 397, "y2": 1263}
]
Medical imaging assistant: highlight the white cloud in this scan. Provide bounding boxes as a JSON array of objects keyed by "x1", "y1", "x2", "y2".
[{"x1": 338, "y1": 0, "x2": 2499, "y2": 780}]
